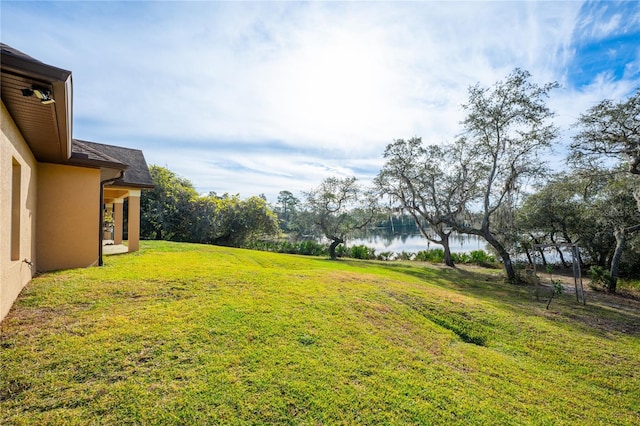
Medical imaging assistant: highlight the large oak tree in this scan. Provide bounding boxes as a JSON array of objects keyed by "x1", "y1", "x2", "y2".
[
  {"x1": 304, "y1": 176, "x2": 379, "y2": 260},
  {"x1": 445, "y1": 69, "x2": 559, "y2": 283},
  {"x1": 375, "y1": 137, "x2": 476, "y2": 267}
]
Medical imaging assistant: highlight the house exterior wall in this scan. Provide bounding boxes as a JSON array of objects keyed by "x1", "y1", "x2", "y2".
[
  {"x1": 1, "y1": 101, "x2": 38, "y2": 321},
  {"x1": 36, "y1": 163, "x2": 100, "y2": 272}
]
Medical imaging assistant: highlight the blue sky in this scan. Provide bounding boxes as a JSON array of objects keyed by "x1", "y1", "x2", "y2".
[{"x1": 2, "y1": 1, "x2": 639, "y2": 202}]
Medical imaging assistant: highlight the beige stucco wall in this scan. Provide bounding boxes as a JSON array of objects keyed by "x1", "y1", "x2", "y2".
[
  {"x1": 37, "y1": 163, "x2": 100, "y2": 272},
  {"x1": 127, "y1": 190, "x2": 141, "y2": 252},
  {"x1": 1, "y1": 101, "x2": 38, "y2": 321}
]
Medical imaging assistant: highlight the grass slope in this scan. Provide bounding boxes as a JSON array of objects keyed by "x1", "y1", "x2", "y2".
[{"x1": 1, "y1": 241, "x2": 639, "y2": 425}]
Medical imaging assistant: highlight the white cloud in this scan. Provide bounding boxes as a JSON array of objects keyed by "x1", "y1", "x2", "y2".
[{"x1": 2, "y1": 0, "x2": 638, "y2": 203}]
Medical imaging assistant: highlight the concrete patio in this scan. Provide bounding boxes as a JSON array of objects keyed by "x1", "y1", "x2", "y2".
[{"x1": 103, "y1": 240, "x2": 129, "y2": 255}]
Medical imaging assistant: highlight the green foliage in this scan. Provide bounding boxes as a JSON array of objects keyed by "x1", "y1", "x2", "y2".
[
  {"x1": 451, "y1": 252, "x2": 471, "y2": 263},
  {"x1": 275, "y1": 190, "x2": 300, "y2": 233},
  {"x1": 3, "y1": 241, "x2": 639, "y2": 424},
  {"x1": 589, "y1": 265, "x2": 617, "y2": 292},
  {"x1": 141, "y1": 166, "x2": 279, "y2": 248},
  {"x1": 396, "y1": 251, "x2": 415, "y2": 261},
  {"x1": 415, "y1": 248, "x2": 445, "y2": 263},
  {"x1": 304, "y1": 176, "x2": 381, "y2": 259},
  {"x1": 517, "y1": 173, "x2": 586, "y2": 254},
  {"x1": 375, "y1": 137, "x2": 462, "y2": 267},
  {"x1": 567, "y1": 89, "x2": 640, "y2": 283},
  {"x1": 250, "y1": 239, "x2": 329, "y2": 256},
  {"x1": 545, "y1": 279, "x2": 564, "y2": 310},
  {"x1": 209, "y1": 195, "x2": 280, "y2": 247},
  {"x1": 469, "y1": 250, "x2": 496, "y2": 267},
  {"x1": 553, "y1": 280, "x2": 564, "y2": 295},
  {"x1": 376, "y1": 251, "x2": 394, "y2": 261},
  {"x1": 296, "y1": 240, "x2": 328, "y2": 256},
  {"x1": 517, "y1": 172, "x2": 640, "y2": 280},
  {"x1": 141, "y1": 165, "x2": 198, "y2": 241},
  {"x1": 347, "y1": 245, "x2": 376, "y2": 260},
  {"x1": 453, "y1": 69, "x2": 560, "y2": 282},
  {"x1": 414, "y1": 249, "x2": 495, "y2": 267},
  {"x1": 570, "y1": 88, "x2": 640, "y2": 176}
]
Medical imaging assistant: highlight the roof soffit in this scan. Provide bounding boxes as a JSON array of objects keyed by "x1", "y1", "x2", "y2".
[{"x1": 1, "y1": 45, "x2": 73, "y2": 162}]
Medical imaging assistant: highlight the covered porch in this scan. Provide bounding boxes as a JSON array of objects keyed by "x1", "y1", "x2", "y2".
[
  {"x1": 72, "y1": 139, "x2": 154, "y2": 264},
  {"x1": 102, "y1": 186, "x2": 142, "y2": 254}
]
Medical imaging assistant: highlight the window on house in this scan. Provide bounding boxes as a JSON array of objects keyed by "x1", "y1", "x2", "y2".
[{"x1": 11, "y1": 158, "x2": 21, "y2": 261}]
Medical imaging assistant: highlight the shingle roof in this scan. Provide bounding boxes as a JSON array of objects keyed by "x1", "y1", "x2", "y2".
[
  {"x1": 72, "y1": 139, "x2": 154, "y2": 188},
  {"x1": 0, "y1": 43, "x2": 71, "y2": 82},
  {"x1": 71, "y1": 140, "x2": 128, "y2": 169},
  {"x1": 0, "y1": 43, "x2": 41, "y2": 64}
]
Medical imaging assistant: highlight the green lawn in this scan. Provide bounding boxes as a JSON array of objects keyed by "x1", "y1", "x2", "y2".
[{"x1": 1, "y1": 241, "x2": 639, "y2": 425}]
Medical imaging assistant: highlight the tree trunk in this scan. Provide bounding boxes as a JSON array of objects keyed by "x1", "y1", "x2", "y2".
[
  {"x1": 524, "y1": 249, "x2": 533, "y2": 265},
  {"x1": 484, "y1": 231, "x2": 517, "y2": 283},
  {"x1": 556, "y1": 247, "x2": 568, "y2": 268},
  {"x1": 328, "y1": 238, "x2": 344, "y2": 260},
  {"x1": 610, "y1": 224, "x2": 640, "y2": 292},
  {"x1": 412, "y1": 213, "x2": 455, "y2": 268},
  {"x1": 441, "y1": 232, "x2": 455, "y2": 268},
  {"x1": 609, "y1": 228, "x2": 626, "y2": 293},
  {"x1": 530, "y1": 234, "x2": 547, "y2": 266},
  {"x1": 550, "y1": 233, "x2": 568, "y2": 267}
]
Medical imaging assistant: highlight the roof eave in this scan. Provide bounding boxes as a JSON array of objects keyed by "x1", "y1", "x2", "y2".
[
  {"x1": 109, "y1": 181, "x2": 155, "y2": 189},
  {"x1": 1, "y1": 46, "x2": 73, "y2": 163},
  {"x1": 0, "y1": 49, "x2": 72, "y2": 83},
  {"x1": 52, "y1": 76, "x2": 73, "y2": 160}
]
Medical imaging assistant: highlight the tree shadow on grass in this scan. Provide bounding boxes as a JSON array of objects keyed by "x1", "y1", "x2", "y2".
[{"x1": 342, "y1": 259, "x2": 640, "y2": 337}]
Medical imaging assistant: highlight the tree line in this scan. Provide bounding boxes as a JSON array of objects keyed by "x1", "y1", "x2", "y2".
[
  {"x1": 140, "y1": 166, "x2": 279, "y2": 247},
  {"x1": 140, "y1": 69, "x2": 639, "y2": 291}
]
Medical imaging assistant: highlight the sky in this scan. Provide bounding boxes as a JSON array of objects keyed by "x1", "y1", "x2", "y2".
[{"x1": 2, "y1": 1, "x2": 640, "y2": 203}]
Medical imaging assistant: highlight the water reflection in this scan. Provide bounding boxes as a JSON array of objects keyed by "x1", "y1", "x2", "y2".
[{"x1": 350, "y1": 231, "x2": 486, "y2": 254}]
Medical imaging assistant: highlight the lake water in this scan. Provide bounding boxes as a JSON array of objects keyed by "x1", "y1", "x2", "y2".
[{"x1": 349, "y1": 232, "x2": 486, "y2": 254}]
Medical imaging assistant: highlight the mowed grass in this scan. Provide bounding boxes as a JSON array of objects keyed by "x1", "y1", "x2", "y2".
[{"x1": 1, "y1": 241, "x2": 639, "y2": 425}]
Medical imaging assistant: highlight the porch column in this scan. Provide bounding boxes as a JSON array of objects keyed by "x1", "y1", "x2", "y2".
[
  {"x1": 113, "y1": 199, "x2": 124, "y2": 245},
  {"x1": 127, "y1": 190, "x2": 141, "y2": 252},
  {"x1": 104, "y1": 204, "x2": 114, "y2": 240}
]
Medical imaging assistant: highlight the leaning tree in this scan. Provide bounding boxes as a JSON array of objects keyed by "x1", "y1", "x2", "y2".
[
  {"x1": 445, "y1": 69, "x2": 559, "y2": 283},
  {"x1": 375, "y1": 137, "x2": 477, "y2": 267},
  {"x1": 304, "y1": 176, "x2": 380, "y2": 260}
]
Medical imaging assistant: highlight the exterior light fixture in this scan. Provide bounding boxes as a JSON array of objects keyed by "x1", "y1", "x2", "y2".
[{"x1": 21, "y1": 86, "x2": 55, "y2": 105}]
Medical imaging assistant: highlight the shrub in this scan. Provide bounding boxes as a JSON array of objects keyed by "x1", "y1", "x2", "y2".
[
  {"x1": 396, "y1": 251, "x2": 415, "y2": 261},
  {"x1": 297, "y1": 240, "x2": 327, "y2": 256},
  {"x1": 588, "y1": 266, "x2": 617, "y2": 292},
  {"x1": 247, "y1": 240, "x2": 328, "y2": 256},
  {"x1": 469, "y1": 250, "x2": 496, "y2": 267},
  {"x1": 349, "y1": 245, "x2": 376, "y2": 260},
  {"x1": 415, "y1": 248, "x2": 445, "y2": 263},
  {"x1": 452, "y1": 252, "x2": 471, "y2": 264},
  {"x1": 377, "y1": 251, "x2": 395, "y2": 261}
]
